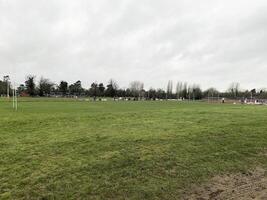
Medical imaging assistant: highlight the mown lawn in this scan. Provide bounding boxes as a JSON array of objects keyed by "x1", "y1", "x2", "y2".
[{"x1": 1, "y1": 99, "x2": 267, "y2": 199}]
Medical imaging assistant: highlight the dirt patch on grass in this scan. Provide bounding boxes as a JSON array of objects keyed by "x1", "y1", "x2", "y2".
[{"x1": 184, "y1": 168, "x2": 267, "y2": 200}]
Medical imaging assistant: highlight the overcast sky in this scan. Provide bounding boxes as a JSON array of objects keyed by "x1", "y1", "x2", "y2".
[{"x1": 0, "y1": 0, "x2": 266, "y2": 91}]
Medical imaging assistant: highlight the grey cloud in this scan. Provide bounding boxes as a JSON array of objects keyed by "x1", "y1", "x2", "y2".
[{"x1": 0, "y1": 0, "x2": 267, "y2": 91}]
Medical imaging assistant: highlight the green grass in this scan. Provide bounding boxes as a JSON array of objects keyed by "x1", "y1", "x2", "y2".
[{"x1": 1, "y1": 98, "x2": 267, "y2": 199}]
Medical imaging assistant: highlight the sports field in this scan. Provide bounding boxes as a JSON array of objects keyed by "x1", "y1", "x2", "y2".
[{"x1": 1, "y1": 99, "x2": 267, "y2": 199}]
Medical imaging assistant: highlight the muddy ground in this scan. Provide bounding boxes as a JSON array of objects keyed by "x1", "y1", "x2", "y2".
[{"x1": 184, "y1": 168, "x2": 267, "y2": 200}]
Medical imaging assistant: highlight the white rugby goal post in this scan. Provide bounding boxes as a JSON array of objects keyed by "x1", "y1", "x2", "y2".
[{"x1": 11, "y1": 82, "x2": 18, "y2": 111}]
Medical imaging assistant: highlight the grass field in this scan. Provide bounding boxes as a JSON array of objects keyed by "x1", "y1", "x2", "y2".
[{"x1": 1, "y1": 99, "x2": 267, "y2": 199}]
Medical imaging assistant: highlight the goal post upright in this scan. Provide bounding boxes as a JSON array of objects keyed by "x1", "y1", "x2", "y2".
[
  {"x1": 15, "y1": 86, "x2": 18, "y2": 111},
  {"x1": 12, "y1": 83, "x2": 15, "y2": 109},
  {"x1": 7, "y1": 81, "x2": 10, "y2": 98},
  {"x1": 11, "y1": 81, "x2": 18, "y2": 111}
]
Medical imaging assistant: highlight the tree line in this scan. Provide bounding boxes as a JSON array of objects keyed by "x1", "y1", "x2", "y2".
[{"x1": 1, "y1": 75, "x2": 267, "y2": 100}]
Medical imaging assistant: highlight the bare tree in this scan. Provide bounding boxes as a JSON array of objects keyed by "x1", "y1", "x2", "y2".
[
  {"x1": 129, "y1": 81, "x2": 144, "y2": 99},
  {"x1": 105, "y1": 79, "x2": 119, "y2": 98},
  {"x1": 191, "y1": 84, "x2": 202, "y2": 100},
  {"x1": 204, "y1": 87, "x2": 219, "y2": 100},
  {"x1": 181, "y1": 82, "x2": 188, "y2": 99},
  {"x1": 176, "y1": 81, "x2": 183, "y2": 99},
  {"x1": 188, "y1": 85, "x2": 192, "y2": 100},
  {"x1": 228, "y1": 82, "x2": 240, "y2": 98},
  {"x1": 167, "y1": 80, "x2": 173, "y2": 99}
]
